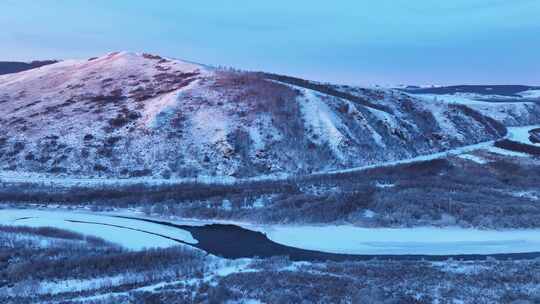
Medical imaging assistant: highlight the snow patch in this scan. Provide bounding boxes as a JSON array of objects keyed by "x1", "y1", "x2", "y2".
[
  {"x1": 486, "y1": 147, "x2": 530, "y2": 158},
  {"x1": 511, "y1": 191, "x2": 539, "y2": 201},
  {"x1": 375, "y1": 181, "x2": 395, "y2": 188},
  {"x1": 368, "y1": 107, "x2": 399, "y2": 129},
  {"x1": 431, "y1": 261, "x2": 489, "y2": 275},
  {"x1": 190, "y1": 108, "x2": 230, "y2": 145},
  {"x1": 422, "y1": 102, "x2": 464, "y2": 141},
  {"x1": 299, "y1": 89, "x2": 348, "y2": 159},
  {"x1": 363, "y1": 210, "x2": 377, "y2": 218},
  {"x1": 458, "y1": 154, "x2": 487, "y2": 164}
]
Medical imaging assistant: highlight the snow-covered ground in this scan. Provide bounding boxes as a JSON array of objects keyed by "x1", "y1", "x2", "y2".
[
  {"x1": 457, "y1": 153, "x2": 488, "y2": 164},
  {"x1": 0, "y1": 139, "x2": 492, "y2": 187},
  {"x1": 412, "y1": 93, "x2": 540, "y2": 127},
  {"x1": 0, "y1": 140, "x2": 493, "y2": 186},
  {"x1": 57, "y1": 258, "x2": 256, "y2": 302},
  {"x1": 258, "y1": 225, "x2": 540, "y2": 255},
  {"x1": 412, "y1": 91, "x2": 538, "y2": 104},
  {"x1": 298, "y1": 88, "x2": 348, "y2": 160},
  {"x1": 518, "y1": 89, "x2": 540, "y2": 99},
  {"x1": 507, "y1": 125, "x2": 540, "y2": 146},
  {"x1": 412, "y1": 93, "x2": 499, "y2": 105},
  {"x1": 0, "y1": 209, "x2": 197, "y2": 250}
]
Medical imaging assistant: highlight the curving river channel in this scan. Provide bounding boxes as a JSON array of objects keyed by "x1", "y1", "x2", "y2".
[{"x1": 2, "y1": 209, "x2": 540, "y2": 261}]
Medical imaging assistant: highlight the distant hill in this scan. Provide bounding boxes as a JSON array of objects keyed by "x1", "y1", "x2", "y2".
[
  {"x1": 400, "y1": 85, "x2": 540, "y2": 97},
  {"x1": 0, "y1": 60, "x2": 58, "y2": 75}
]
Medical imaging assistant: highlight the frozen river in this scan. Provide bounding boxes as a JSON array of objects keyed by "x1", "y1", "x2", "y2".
[{"x1": 2, "y1": 209, "x2": 540, "y2": 261}]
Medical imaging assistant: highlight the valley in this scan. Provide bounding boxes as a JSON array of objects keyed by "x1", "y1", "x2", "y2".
[{"x1": 1, "y1": 53, "x2": 540, "y2": 303}]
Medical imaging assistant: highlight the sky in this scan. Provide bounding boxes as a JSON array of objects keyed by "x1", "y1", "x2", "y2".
[{"x1": 2, "y1": 0, "x2": 539, "y2": 85}]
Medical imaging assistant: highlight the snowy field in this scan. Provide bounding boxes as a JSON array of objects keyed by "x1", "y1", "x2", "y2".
[
  {"x1": 0, "y1": 209, "x2": 197, "y2": 250},
  {"x1": 259, "y1": 225, "x2": 540, "y2": 255}
]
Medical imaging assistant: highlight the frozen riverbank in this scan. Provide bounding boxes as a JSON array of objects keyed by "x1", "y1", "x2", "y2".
[{"x1": 260, "y1": 225, "x2": 540, "y2": 255}]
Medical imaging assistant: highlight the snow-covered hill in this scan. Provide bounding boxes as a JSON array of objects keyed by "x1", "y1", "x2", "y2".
[
  {"x1": 0, "y1": 60, "x2": 58, "y2": 75},
  {"x1": 400, "y1": 85, "x2": 540, "y2": 98},
  {"x1": 400, "y1": 85, "x2": 540, "y2": 126},
  {"x1": 0, "y1": 52, "x2": 508, "y2": 179}
]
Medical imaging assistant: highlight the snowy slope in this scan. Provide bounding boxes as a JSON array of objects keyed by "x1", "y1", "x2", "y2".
[
  {"x1": 0, "y1": 52, "x2": 508, "y2": 179},
  {"x1": 407, "y1": 92, "x2": 540, "y2": 127},
  {"x1": 0, "y1": 60, "x2": 58, "y2": 75}
]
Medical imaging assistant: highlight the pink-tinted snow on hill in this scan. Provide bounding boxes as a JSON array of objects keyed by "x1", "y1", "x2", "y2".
[{"x1": 0, "y1": 52, "x2": 509, "y2": 179}]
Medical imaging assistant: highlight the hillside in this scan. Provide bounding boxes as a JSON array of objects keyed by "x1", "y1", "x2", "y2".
[
  {"x1": 400, "y1": 85, "x2": 540, "y2": 126},
  {"x1": 0, "y1": 52, "x2": 507, "y2": 179},
  {"x1": 400, "y1": 85, "x2": 540, "y2": 97},
  {"x1": 0, "y1": 60, "x2": 58, "y2": 75}
]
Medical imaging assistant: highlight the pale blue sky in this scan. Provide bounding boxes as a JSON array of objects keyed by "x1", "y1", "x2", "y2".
[{"x1": 2, "y1": 0, "x2": 539, "y2": 85}]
